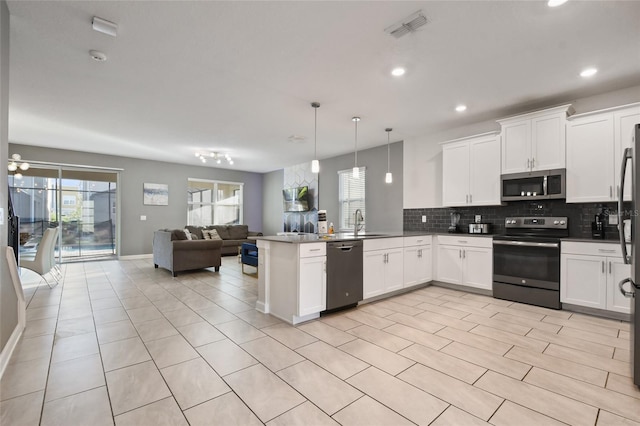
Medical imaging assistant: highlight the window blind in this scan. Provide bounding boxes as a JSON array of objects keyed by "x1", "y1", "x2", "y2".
[{"x1": 338, "y1": 167, "x2": 366, "y2": 232}]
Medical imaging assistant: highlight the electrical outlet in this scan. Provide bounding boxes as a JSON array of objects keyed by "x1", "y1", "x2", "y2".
[
  {"x1": 421, "y1": 215, "x2": 427, "y2": 223},
  {"x1": 140, "y1": 215, "x2": 147, "y2": 221},
  {"x1": 608, "y1": 212, "x2": 618, "y2": 225}
]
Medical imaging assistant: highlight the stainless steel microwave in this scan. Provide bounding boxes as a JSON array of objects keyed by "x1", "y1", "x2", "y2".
[{"x1": 501, "y1": 169, "x2": 566, "y2": 202}]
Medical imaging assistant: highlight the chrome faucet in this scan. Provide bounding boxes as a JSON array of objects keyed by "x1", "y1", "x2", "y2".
[{"x1": 354, "y1": 209, "x2": 364, "y2": 236}]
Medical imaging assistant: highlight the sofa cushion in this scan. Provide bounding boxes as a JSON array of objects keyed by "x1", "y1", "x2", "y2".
[
  {"x1": 185, "y1": 226, "x2": 205, "y2": 239},
  {"x1": 171, "y1": 229, "x2": 188, "y2": 240},
  {"x1": 203, "y1": 229, "x2": 222, "y2": 240},
  {"x1": 227, "y1": 225, "x2": 248, "y2": 240},
  {"x1": 210, "y1": 225, "x2": 231, "y2": 240}
]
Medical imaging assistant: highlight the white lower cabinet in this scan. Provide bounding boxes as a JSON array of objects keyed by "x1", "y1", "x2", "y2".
[
  {"x1": 561, "y1": 242, "x2": 630, "y2": 314},
  {"x1": 436, "y1": 236, "x2": 492, "y2": 290},
  {"x1": 363, "y1": 237, "x2": 404, "y2": 300},
  {"x1": 298, "y1": 255, "x2": 327, "y2": 316},
  {"x1": 403, "y1": 241, "x2": 432, "y2": 288}
]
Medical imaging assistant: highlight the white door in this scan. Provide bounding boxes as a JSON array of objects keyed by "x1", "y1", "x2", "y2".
[
  {"x1": 607, "y1": 257, "x2": 632, "y2": 314},
  {"x1": 403, "y1": 247, "x2": 420, "y2": 287},
  {"x1": 442, "y1": 142, "x2": 470, "y2": 207},
  {"x1": 384, "y1": 248, "x2": 405, "y2": 293},
  {"x1": 469, "y1": 135, "x2": 501, "y2": 206},
  {"x1": 462, "y1": 246, "x2": 493, "y2": 290},
  {"x1": 436, "y1": 245, "x2": 463, "y2": 285},
  {"x1": 531, "y1": 114, "x2": 565, "y2": 170},
  {"x1": 501, "y1": 120, "x2": 530, "y2": 174},
  {"x1": 560, "y1": 254, "x2": 607, "y2": 309},
  {"x1": 566, "y1": 114, "x2": 615, "y2": 202},
  {"x1": 298, "y1": 256, "x2": 326, "y2": 316},
  {"x1": 363, "y1": 250, "x2": 386, "y2": 299}
]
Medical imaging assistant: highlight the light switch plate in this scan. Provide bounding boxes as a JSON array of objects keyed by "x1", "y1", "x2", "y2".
[
  {"x1": 609, "y1": 212, "x2": 618, "y2": 225},
  {"x1": 421, "y1": 215, "x2": 426, "y2": 223},
  {"x1": 140, "y1": 215, "x2": 147, "y2": 221},
  {"x1": 475, "y1": 215, "x2": 481, "y2": 223}
]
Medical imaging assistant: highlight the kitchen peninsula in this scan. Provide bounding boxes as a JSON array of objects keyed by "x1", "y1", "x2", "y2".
[{"x1": 256, "y1": 232, "x2": 443, "y2": 324}]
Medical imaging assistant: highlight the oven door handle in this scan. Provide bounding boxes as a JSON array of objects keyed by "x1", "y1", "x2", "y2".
[{"x1": 493, "y1": 240, "x2": 559, "y2": 248}]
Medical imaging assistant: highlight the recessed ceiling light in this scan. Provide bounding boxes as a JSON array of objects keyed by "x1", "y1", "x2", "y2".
[
  {"x1": 580, "y1": 67, "x2": 598, "y2": 77},
  {"x1": 391, "y1": 67, "x2": 406, "y2": 77},
  {"x1": 547, "y1": 0, "x2": 568, "y2": 7},
  {"x1": 455, "y1": 105, "x2": 467, "y2": 112}
]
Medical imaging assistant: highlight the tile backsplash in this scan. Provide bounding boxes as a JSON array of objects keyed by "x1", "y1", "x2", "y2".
[{"x1": 403, "y1": 200, "x2": 632, "y2": 239}]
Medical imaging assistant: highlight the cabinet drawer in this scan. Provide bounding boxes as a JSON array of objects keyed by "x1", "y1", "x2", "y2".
[
  {"x1": 404, "y1": 235, "x2": 432, "y2": 247},
  {"x1": 562, "y1": 241, "x2": 622, "y2": 257},
  {"x1": 437, "y1": 235, "x2": 492, "y2": 248},
  {"x1": 299, "y1": 243, "x2": 326, "y2": 258},
  {"x1": 363, "y1": 237, "x2": 404, "y2": 252}
]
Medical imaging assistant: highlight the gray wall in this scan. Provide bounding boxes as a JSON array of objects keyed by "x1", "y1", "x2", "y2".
[
  {"x1": 262, "y1": 169, "x2": 284, "y2": 236},
  {"x1": 1, "y1": 0, "x2": 17, "y2": 354},
  {"x1": 9, "y1": 144, "x2": 263, "y2": 256},
  {"x1": 319, "y1": 141, "x2": 403, "y2": 233},
  {"x1": 262, "y1": 142, "x2": 404, "y2": 236}
]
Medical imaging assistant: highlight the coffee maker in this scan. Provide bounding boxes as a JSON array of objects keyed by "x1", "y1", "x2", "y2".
[
  {"x1": 592, "y1": 211, "x2": 605, "y2": 239},
  {"x1": 448, "y1": 212, "x2": 461, "y2": 233}
]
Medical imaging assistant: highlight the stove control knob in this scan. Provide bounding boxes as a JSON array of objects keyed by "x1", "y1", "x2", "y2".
[
  {"x1": 554, "y1": 220, "x2": 559, "y2": 225},
  {"x1": 560, "y1": 220, "x2": 566, "y2": 225}
]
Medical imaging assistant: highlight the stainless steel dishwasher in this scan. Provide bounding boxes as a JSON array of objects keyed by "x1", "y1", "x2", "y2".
[{"x1": 324, "y1": 240, "x2": 363, "y2": 313}]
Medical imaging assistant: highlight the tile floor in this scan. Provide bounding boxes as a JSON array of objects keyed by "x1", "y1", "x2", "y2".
[{"x1": 1, "y1": 256, "x2": 639, "y2": 425}]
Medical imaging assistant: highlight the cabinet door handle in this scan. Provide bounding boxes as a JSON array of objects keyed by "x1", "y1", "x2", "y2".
[
  {"x1": 463, "y1": 249, "x2": 466, "y2": 259},
  {"x1": 459, "y1": 249, "x2": 462, "y2": 258},
  {"x1": 526, "y1": 158, "x2": 530, "y2": 169},
  {"x1": 610, "y1": 186, "x2": 613, "y2": 199},
  {"x1": 617, "y1": 185, "x2": 620, "y2": 198},
  {"x1": 465, "y1": 194, "x2": 469, "y2": 204},
  {"x1": 609, "y1": 261, "x2": 612, "y2": 274},
  {"x1": 469, "y1": 194, "x2": 472, "y2": 203},
  {"x1": 531, "y1": 158, "x2": 535, "y2": 169},
  {"x1": 602, "y1": 261, "x2": 605, "y2": 273},
  {"x1": 598, "y1": 249, "x2": 616, "y2": 253}
]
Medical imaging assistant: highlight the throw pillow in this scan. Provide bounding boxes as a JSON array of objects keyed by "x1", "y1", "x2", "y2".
[
  {"x1": 203, "y1": 229, "x2": 222, "y2": 240},
  {"x1": 183, "y1": 229, "x2": 193, "y2": 240},
  {"x1": 202, "y1": 231, "x2": 211, "y2": 240}
]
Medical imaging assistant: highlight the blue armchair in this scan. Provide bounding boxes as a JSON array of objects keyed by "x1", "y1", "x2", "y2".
[{"x1": 241, "y1": 242, "x2": 258, "y2": 274}]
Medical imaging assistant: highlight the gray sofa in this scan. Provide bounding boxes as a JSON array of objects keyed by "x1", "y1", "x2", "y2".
[
  {"x1": 153, "y1": 230, "x2": 223, "y2": 277},
  {"x1": 185, "y1": 225, "x2": 263, "y2": 256}
]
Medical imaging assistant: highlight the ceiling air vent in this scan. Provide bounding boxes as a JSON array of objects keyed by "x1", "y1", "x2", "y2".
[{"x1": 384, "y1": 10, "x2": 428, "y2": 39}]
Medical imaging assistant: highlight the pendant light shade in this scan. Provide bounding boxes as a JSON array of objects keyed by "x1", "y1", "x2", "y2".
[
  {"x1": 311, "y1": 102, "x2": 320, "y2": 173},
  {"x1": 352, "y1": 116, "x2": 361, "y2": 178},
  {"x1": 385, "y1": 128, "x2": 393, "y2": 184}
]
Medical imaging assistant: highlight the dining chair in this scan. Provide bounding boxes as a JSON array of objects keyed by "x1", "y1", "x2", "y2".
[{"x1": 20, "y1": 227, "x2": 60, "y2": 288}]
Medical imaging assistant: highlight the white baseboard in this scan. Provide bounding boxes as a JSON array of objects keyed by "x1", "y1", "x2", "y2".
[
  {"x1": 118, "y1": 254, "x2": 153, "y2": 260},
  {"x1": 255, "y1": 301, "x2": 268, "y2": 313},
  {"x1": 0, "y1": 323, "x2": 24, "y2": 380}
]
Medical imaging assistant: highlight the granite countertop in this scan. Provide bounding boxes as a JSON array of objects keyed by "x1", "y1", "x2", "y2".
[{"x1": 256, "y1": 231, "x2": 494, "y2": 244}]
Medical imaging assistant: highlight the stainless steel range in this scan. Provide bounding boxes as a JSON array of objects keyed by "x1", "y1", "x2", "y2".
[{"x1": 492, "y1": 217, "x2": 569, "y2": 309}]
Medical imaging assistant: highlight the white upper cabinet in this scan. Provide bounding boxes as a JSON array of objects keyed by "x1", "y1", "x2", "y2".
[
  {"x1": 498, "y1": 105, "x2": 572, "y2": 174},
  {"x1": 566, "y1": 103, "x2": 640, "y2": 203},
  {"x1": 442, "y1": 132, "x2": 500, "y2": 207}
]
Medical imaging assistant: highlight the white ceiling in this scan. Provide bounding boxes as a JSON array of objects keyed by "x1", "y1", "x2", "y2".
[{"x1": 7, "y1": 1, "x2": 640, "y2": 173}]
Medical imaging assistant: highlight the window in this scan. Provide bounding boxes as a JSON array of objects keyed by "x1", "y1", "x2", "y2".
[
  {"x1": 338, "y1": 167, "x2": 366, "y2": 232},
  {"x1": 187, "y1": 179, "x2": 243, "y2": 226}
]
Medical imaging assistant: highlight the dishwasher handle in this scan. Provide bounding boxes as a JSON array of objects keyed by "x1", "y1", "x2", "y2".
[{"x1": 338, "y1": 246, "x2": 354, "y2": 251}]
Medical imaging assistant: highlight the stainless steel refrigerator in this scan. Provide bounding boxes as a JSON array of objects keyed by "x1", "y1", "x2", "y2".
[{"x1": 618, "y1": 123, "x2": 640, "y2": 388}]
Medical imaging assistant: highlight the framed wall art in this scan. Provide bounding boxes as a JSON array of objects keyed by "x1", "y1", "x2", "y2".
[{"x1": 143, "y1": 183, "x2": 169, "y2": 205}]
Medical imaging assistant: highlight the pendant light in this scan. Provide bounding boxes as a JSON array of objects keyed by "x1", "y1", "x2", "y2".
[
  {"x1": 385, "y1": 128, "x2": 393, "y2": 184},
  {"x1": 352, "y1": 116, "x2": 361, "y2": 178},
  {"x1": 311, "y1": 102, "x2": 320, "y2": 173}
]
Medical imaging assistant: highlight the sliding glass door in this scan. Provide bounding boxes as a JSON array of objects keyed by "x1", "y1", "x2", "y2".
[{"x1": 9, "y1": 165, "x2": 118, "y2": 262}]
